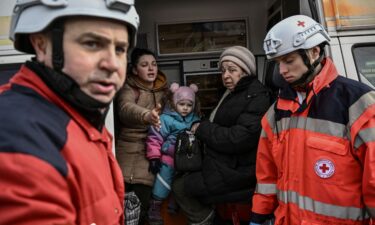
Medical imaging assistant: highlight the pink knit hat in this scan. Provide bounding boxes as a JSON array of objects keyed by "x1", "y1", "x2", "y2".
[{"x1": 170, "y1": 82, "x2": 199, "y2": 106}]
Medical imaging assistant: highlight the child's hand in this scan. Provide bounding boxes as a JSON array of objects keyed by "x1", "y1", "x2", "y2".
[{"x1": 148, "y1": 158, "x2": 161, "y2": 175}]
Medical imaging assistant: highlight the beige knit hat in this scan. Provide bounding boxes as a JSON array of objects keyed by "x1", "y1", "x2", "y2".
[{"x1": 219, "y1": 46, "x2": 256, "y2": 76}]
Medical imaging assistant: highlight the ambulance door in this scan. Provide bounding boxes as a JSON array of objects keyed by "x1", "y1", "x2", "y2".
[{"x1": 341, "y1": 36, "x2": 375, "y2": 87}]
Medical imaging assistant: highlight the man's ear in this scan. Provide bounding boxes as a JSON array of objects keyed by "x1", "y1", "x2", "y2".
[
  {"x1": 29, "y1": 33, "x2": 50, "y2": 63},
  {"x1": 309, "y1": 46, "x2": 321, "y2": 61}
]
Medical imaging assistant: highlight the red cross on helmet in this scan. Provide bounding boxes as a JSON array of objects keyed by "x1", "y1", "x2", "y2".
[{"x1": 263, "y1": 15, "x2": 330, "y2": 59}]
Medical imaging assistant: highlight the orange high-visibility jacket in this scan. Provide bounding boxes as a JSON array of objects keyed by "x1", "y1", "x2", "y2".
[{"x1": 252, "y1": 58, "x2": 375, "y2": 225}]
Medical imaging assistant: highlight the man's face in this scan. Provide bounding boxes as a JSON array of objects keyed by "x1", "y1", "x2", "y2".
[
  {"x1": 42, "y1": 18, "x2": 129, "y2": 104},
  {"x1": 275, "y1": 51, "x2": 308, "y2": 84}
]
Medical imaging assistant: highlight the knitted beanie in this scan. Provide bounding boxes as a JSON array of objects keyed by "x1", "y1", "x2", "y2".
[
  {"x1": 219, "y1": 46, "x2": 256, "y2": 76},
  {"x1": 170, "y1": 82, "x2": 199, "y2": 106}
]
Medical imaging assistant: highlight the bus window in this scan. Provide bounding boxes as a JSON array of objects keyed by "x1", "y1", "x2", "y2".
[{"x1": 353, "y1": 44, "x2": 375, "y2": 87}]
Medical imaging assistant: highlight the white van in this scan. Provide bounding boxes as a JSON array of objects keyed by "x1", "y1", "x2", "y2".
[{"x1": 0, "y1": 0, "x2": 374, "y2": 223}]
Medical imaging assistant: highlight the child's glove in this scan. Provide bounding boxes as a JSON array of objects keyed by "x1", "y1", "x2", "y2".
[{"x1": 148, "y1": 158, "x2": 161, "y2": 175}]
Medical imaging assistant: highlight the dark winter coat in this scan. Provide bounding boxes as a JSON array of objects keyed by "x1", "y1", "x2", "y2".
[{"x1": 184, "y1": 75, "x2": 272, "y2": 203}]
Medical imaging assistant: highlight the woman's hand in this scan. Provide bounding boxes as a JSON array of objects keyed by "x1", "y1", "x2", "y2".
[
  {"x1": 190, "y1": 122, "x2": 200, "y2": 134},
  {"x1": 143, "y1": 103, "x2": 162, "y2": 129}
]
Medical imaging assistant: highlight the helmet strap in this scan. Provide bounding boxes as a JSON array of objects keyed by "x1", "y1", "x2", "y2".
[
  {"x1": 291, "y1": 48, "x2": 324, "y2": 89},
  {"x1": 52, "y1": 20, "x2": 64, "y2": 72}
]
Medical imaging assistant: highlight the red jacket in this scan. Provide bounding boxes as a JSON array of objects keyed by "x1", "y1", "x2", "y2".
[
  {"x1": 0, "y1": 65, "x2": 124, "y2": 225},
  {"x1": 252, "y1": 58, "x2": 375, "y2": 225}
]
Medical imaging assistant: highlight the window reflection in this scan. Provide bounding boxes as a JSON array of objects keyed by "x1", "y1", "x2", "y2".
[
  {"x1": 157, "y1": 20, "x2": 247, "y2": 55},
  {"x1": 353, "y1": 44, "x2": 375, "y2": 87}
]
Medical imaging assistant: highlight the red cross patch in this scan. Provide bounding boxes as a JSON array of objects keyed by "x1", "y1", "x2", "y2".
[
  {"x1": 314, "y1": 159, "x2": 335, "y2": 178},
  {"x1": 297, "y1": 20, "x2": 305, "y2": 27}
]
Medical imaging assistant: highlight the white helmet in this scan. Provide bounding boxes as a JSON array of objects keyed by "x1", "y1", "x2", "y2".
[
  {"x1": 264, "y1": 15, "x2": 330, "y2": 59},
  {"x1": 10, "y1": 0, "x2": 140, "y2": 54}
]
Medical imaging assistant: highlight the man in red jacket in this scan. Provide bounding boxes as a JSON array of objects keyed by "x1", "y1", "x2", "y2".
[
  {"x1": 250, "y1": 15, "x2": 375, "y2": 225},
  {"x1": 0, "y1": 1, "x2": 139, "y2": 225}
]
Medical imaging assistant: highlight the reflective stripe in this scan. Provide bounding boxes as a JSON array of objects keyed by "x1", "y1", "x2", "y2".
[
  {"x1": 260, "y1": 129, "x2": 267, "y2": 138},
  {"x1": 156, "y1": 173, "x2": 171, "y2": 190},
  {"x1": 273, "y1": 116, "x2": 348, "y2": 139},
  {"x1": 256, "y1": 183, "x2": 277, "y2": 195},
  {"x1": 367, "y1": 207, "x2": 375, "y2": 217},
  {"x1": 277, "y1": 190, "x2": 369, "y2": 220},
  {"x1": 274, "y1": 117, "x2": 292, "y2": 133},
  {"x1": 349, "y1": 91, "x2": 375, "y2": 127},
  {"x1": 265, "y1": 104, "x2": 276, "y2": 130},
  {"x1": 354, "y1": 127, "x2": 375, "y2": 148}
]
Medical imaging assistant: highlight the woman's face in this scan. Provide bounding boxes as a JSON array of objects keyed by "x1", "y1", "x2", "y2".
[
  {"x1": 132, "y1": 54, "x2": 158, "y2": 86},
  {"x1": 220, "y1": 61, "x2": 245, "y2": 91}
]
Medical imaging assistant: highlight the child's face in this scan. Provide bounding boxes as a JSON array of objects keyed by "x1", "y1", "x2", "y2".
[{"x1": 176, "y1": 100, "x2": 193, "y2": 117}]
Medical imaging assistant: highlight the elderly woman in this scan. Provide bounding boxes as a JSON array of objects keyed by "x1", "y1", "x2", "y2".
[{"x1": 172, "y1": 46, "x2": 272, "y2": 225}]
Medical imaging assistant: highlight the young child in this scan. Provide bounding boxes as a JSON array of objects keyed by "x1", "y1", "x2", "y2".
[{"x1": 146, "y1": 82, "x2": 201, "y2": 225}]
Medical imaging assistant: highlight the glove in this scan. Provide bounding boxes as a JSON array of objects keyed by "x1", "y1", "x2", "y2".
[
  {"x1": 148, "y1": 158, "x2": 161, "y2": 175},
  {"x1": 249, "y1": 223, "x2": 261, "y2": 225}
]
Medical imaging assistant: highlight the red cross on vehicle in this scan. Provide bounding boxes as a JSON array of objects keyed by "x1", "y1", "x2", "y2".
[{"x1": 297, "y1": 20, "x2": 305, "y2": 27}]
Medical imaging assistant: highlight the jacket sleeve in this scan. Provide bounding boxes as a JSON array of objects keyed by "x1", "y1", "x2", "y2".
[
  {"x1": 350, "y1": 91, "x2": 375, "y2": 219},
  {"x1": 196, "y1": 92, "x2": 270, "y2": 154},
  {"x1": 361, "y1": 131, "x2": 375, "y2": 219},
  {"x1": 251, "y1": 107, "x2": 279, "y2": 222},
  {"x1": 0, "y1": 153, "x2": 76, "y2": 225},
  {"x1": 116, "y1": 84, "x2": 150, "y2": 125},
  {"x1": 146, "y1": 125, "x2": 163, "y2": 159}
]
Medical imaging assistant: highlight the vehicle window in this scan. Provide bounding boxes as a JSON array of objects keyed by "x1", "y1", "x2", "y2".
[
  {"x1": 353, "y1": 44, "x2": 375, "y2": 87},
  {"x1": 0, "y1": 64, "x2": 21, "y2": 85}
]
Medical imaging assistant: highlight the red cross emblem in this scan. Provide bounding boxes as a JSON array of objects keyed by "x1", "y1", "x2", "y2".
[
  {"x1": 319, "y1": 164, "x2": 329, "y2": 173},
  {"x1": 297, "y1": 20, "x2": 305, "y2": 27},
  {"x1": 314, "y1": 159, "x2": 335, "y2": 178}
]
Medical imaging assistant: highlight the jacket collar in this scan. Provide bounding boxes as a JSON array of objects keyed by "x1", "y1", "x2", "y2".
[
  {"x1": 126, "y1": 70, "x2": 168, "y2": 91},
  {"x1": 276, "y1": 58, "x2": 338, "y2": 113},
  {"x1": 232, "y1": 75, "x2": 256, "y2": 93},
  {"x1": 9, "y1": 65, "x2": 111, "y2": 142},
  {"x1": 163, "y1": 106, "x2": 198, "y2": 123}
]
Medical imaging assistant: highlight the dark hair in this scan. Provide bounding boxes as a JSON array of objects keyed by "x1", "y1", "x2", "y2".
[
  {"x1": 130, "y1": 48, "x2": 156, "y2": 66},
  {"x1": 161, "y1": 89, "x2": 202, "y2": 117}
]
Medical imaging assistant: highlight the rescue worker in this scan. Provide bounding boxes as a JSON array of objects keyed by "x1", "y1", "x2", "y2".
[
  {"x1": 249, "y1": 15, "x2": 375, "y2": 225},
  {"x1": 0, "y1": 1, "x2": 139, "y2": 224}
]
